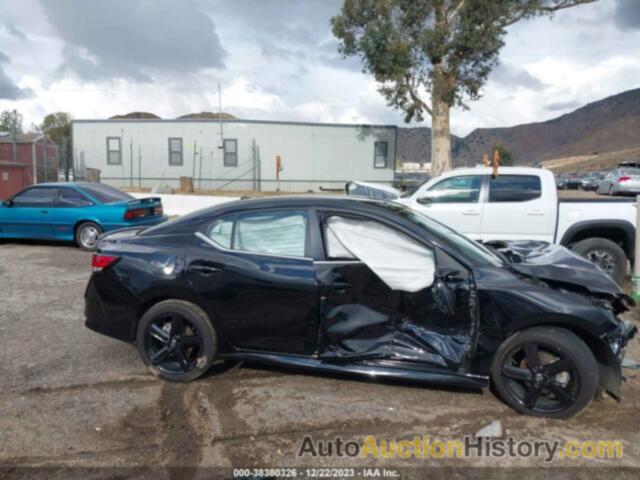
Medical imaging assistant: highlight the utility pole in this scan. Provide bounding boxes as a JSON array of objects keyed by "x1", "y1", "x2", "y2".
[
  {"x1": 198, "y1": 147, "x2": 204, "y2": 190},
  {"x1": 43, "y1": 139, "x2": 48, "y2": 182},
  {"x1": 11, "y1": 121, "x2": 17, "y2": 163},
  {"x1": 218, "y1": 83, "x2": 224, "y2": 147},
  {"x1": 138, "y1": 145, "x2": 142, "y2": 188},
  {"x1": 129, "y1": 138, "x2": 133, "y2": 187},
  {"x1": 192, "y1": 140, "x2": 197, "y2": 180}
]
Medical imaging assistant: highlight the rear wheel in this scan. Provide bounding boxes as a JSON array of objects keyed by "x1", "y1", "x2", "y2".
[
  {"x1": 571, "y1": 237, "x2": 627, "y2": 285},
  {"x1": 136, "y1": 300, "x2": 217, "y2": 382},
  {"x1": 75, "y1": 221, "x2": 102, "y2": 251},
  {"x1": 491, "y1": 327, "x2": 598, "y2": 419}
]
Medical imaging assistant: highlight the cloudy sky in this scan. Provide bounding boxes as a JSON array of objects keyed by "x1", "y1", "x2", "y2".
[{"x1": 0, "y1": 0, "x2": 639, "y2": 136}]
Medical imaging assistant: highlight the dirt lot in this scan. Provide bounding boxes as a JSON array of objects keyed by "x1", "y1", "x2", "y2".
[{"x1": 0, "y1": 242, "x2": 639, "y2": 479}]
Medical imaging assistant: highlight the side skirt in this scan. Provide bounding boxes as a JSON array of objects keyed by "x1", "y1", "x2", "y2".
[{"x1": 219, "y1": 351, "x2": 489, "y2": 389}]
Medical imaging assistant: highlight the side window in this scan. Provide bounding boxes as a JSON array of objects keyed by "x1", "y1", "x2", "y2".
[
  {"x1": 168, "y1": 138, "x2": 183, "y2": 166},
  {"x1": 488, "y1": 175, "x2": 541, "y2": 202},
  {"x1": 58, "y1": 188, "x2": 93, "y2": 207},
  {"x1": 324, "y1": 219, "x2": 357, "y2": 260},
  {"x1": 12, "y1": 187, "x2": 58, "y2": 207},
  {"x1": 223, "y1": 139, "x2": 238, "y2": 167},
  {"x1": 234, "y1": 210, "x2": 307, "y2": 257},
  {"x1": 421, "y1": 175, "x2": 481, "y2": 203},
  {"x1": 106, "y1": 137, "x2": 121, "y2": 165},
  {"x1": 205, "y1": 217, "x2": 233, "y2": 249},
  {"x1": 323, "y1": 215, "x2": 435, "y2": 291}
]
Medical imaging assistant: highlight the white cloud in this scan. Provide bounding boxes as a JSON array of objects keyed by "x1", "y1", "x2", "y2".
[{"x1": 0, "y1": 0, "x2": 638, "y2": 137}]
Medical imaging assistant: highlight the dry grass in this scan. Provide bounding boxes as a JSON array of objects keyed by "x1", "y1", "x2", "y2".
[{"x1": 541, "y1": 146, "x2": 640, "y2": 173}]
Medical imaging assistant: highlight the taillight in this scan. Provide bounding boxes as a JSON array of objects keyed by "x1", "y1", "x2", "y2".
[
  {"x1": 153, "y1": 205, "x2": 163, "y2": 216},
  {"x1": 124, "y1": 208, "x2": 149, "y2": 220},
  {"x1": 618, "y1": 176, "x2": 631, "y2": 183},
  {"x1": 92, "y1": 254, "x2": 119, "y2": 272}
]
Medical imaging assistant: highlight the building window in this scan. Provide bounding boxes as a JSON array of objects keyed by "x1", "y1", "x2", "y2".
[
  {"x1": 374, "y1": 141, "x2": 388, "y2": 168},
  {"x1": 168, "y1": 137, "x2": 183, "y2": 166},
  {"x1": 106, "y1": 137, "x2": 121, "y2": 165},
  {"x1": 223, "y1": 139, "x2": 238, "y2": 167}
]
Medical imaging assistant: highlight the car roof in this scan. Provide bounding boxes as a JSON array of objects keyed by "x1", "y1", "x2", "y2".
[
  {"x1": 29, "y1": 182, "x2": 96, "y2": 188},
  {"x1": 444, "y1": 166, "x2": 549, "y2": 176},
  {"x1": 147, "y1": 195, "x2": 404, "y2": 234}
]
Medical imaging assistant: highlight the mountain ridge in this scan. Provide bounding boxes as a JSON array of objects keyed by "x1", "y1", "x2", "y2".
[{"x1": 397, "y1": 87, "x2": 640, "y2": 167}]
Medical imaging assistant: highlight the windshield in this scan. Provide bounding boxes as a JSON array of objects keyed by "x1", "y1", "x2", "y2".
[
  {"x1": 394, "y1": 207, "x2": 503, "y2": 267},
  {"x1": 80, "y1": 183, "x2": 134, "y2": 203}
]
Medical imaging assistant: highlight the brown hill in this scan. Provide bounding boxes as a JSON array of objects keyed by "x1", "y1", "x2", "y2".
[
  {"x1": 177, "y1": 112, "x2": 237, "y2": 120},
  {"x1": 109, "y1": 111, "x2": 161, "y2": 119},
  {"x1": 398, "y1": 87, "x2": 640, "y2": 167}
]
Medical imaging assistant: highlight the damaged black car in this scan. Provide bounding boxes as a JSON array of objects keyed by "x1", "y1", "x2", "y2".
[{"x1": 85, "y1": 197, "x2": 637, "y2": 419}]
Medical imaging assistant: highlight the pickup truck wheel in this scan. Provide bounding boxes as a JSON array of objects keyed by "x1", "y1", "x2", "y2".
[{"x1": 571, "y1": 238, "x2": 627, "y2": 284}]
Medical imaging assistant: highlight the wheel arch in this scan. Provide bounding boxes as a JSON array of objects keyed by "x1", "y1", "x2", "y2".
[
  {"x1": 73, "y1": 218, "x2": 103, "y2": 235},
  {"x1": 560, "y1": 220, "x2": 635, "y2": 260},
  {"x1": 506, "y1": 316, "x2": 622, "y2": 399},
  {"x1": 134, "y1": 293, "x2": 225, "y2": 345}
]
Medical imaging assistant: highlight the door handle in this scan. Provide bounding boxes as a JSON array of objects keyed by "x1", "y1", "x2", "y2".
[
  {"x1": 527, "y1": 210, "x2": 545, "y2": 216},
  {"x1": 41, "y1": 210, "x2": 48, "y2": 214},
  {"x1": 462, "y1": 209, "x2": 479, "y2": 216},
  {"x1": 188, "y1": 264, "x2": 222, "y2": 275}
]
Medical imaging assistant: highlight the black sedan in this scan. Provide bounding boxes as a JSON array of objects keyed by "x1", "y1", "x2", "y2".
[{"x1": 85, "y1": 197, "x2": 636, "y2": 419}]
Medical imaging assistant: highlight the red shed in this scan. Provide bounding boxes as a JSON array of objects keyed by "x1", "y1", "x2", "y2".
[{"x1": 0, "y1": 133, "x2": 59, "y2": 199}]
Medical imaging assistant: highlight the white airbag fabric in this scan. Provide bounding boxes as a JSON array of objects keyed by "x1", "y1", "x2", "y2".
[{"x1": 326, "y1": 216, "x2": 435, "y2": 292}]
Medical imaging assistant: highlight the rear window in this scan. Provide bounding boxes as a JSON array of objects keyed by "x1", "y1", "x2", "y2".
[
  {"x1": 80, "y1": 183, "x2": 133, "y2": 203},
  {"x1": 488, "y1": 175, "x2": 541, "y2": 202}
]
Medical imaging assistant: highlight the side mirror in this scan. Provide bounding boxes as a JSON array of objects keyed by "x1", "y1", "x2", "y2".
[
  {"x1": 416, "y1": 196, "x2": 432, "y2": 205},
  {"x1": 2, "y1": 199, "x2": 13, "y2": 207}
]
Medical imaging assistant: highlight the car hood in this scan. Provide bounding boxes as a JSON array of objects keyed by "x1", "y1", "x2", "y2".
[{"x1": 485, "y1": 240, "x2": 633, "y2": 312}]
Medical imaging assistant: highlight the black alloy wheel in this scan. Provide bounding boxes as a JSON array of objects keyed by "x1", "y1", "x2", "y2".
[
  {"x1": 136, "y1": 299, "x2": 217, "y2": 382},
  {"x1": 491, "y1": 327, "x2": 598, "y2": 419},
  {"x1": 145, "y1": 315, "x2": 203, "y2": 375}
]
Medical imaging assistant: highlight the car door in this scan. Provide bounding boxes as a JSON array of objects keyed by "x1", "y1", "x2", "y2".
[
  {"x1": 480, "y1": 174, "x2": 554, "y2": 242},
  {"x1": 187, "y1": 208, "x2": 318, "y2": 355},
  {"x1": 598, "y1": 170, "x2": 614, "y2": 194},
  {"x1": 0, "y1": 187, "x2": 57, "y2": 239},
  {"x1": 50, "y1": 187, "x2": 95, "y2": 239},
  {"x1": 407, "y1": 174, "x2": 484, "y2": 240},
  {"x1": 313, "y1": 211, "x2": 474, "y2": 371}
]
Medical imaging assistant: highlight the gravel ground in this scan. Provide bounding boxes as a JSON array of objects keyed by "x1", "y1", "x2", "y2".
[{"x1": 0, "y1": 241, "x2": 638, "y2": 479}]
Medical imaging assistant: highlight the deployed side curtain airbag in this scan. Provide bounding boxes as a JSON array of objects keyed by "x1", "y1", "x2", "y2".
[{"x1": 326, "y1": 216, "x2": 435, "y2": 292}]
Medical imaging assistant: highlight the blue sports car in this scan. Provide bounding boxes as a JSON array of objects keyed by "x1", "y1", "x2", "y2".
[{"x1": 0, "y1": 183, "x2": 167, "y2": 250}]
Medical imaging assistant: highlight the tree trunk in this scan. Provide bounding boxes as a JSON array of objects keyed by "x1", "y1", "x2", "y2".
[{"x1": 430, "y1": 66, "x2": 452, "y2": 177}]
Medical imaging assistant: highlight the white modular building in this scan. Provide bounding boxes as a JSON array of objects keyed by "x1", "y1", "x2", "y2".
[{"x1": 71, "y1": 119, "x2": 397, "y2": 192}]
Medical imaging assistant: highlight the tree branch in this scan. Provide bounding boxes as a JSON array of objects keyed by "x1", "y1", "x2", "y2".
[
  {"x1": 405, "y1": 74, "x2": 433, "y2": 116},
  {"x1": 447, "y1": 0, "x2": 466, "y2": 23},
  {"x1": 504, "y1": 0, "x2": 597, "y2": 26}
]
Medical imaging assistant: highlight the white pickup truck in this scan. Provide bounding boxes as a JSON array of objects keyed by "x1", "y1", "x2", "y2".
[{"x1": 355, "y1": 167, "x2": 637, "y2": 283}]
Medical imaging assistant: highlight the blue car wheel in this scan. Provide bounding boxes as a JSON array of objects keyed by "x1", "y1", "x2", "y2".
[{"x1": 76, "y1": 221, "x2": 102, "y2": 251}]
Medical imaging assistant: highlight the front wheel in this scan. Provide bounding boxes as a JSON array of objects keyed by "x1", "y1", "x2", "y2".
[
  {"x1": 75, "y1": 221, "x2": 102, "y2": 251},
  {"x1": 136, "y1": 299, "x2": 217, "y2": 382},
  {"x1": 571, "y1": 237, "x2": 627, "y2": 285},
  {"x1": 491, "y1": 327, "x2": 598, "y2": 419}
]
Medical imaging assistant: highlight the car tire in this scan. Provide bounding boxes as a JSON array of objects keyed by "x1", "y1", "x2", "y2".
[
  {"x1": 571, "y1": 237, "x2": 627, "y2": 285},
  {"x1": 75, "y1": 221, "x2": 102, "y2": 251},
  {"x1": 136, "y1": 299, "x2": 217, "y2": 382},
  {"x1": 491, "y1": 327, "x2": 598, "y2": 419}
]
